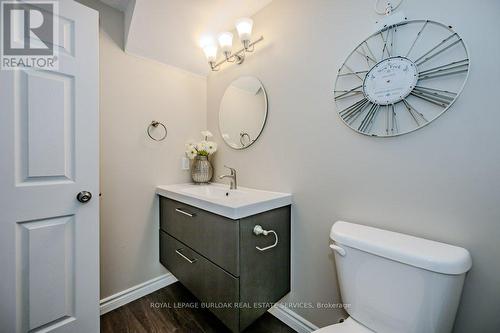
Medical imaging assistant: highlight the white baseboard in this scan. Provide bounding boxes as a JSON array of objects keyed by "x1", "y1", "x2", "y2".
[
  {"x1": 99, "y1": 273, "x2": 178, "y2": 315},
  {"x1": 268, "y1": 304, "x2": 319, "y2": 333},
  {"x1": 99, "y1": 274, "x2": 319, "y2": 333}
]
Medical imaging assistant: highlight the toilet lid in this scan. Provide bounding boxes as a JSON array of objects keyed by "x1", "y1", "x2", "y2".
[{"x1": 313, "y1": 317, "x2": 374, "y2": 333}]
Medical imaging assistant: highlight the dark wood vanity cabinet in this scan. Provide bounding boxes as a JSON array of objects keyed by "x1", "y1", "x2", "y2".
[{"x1": 159, "y1": 197, "x2": 291, "y2": 332}]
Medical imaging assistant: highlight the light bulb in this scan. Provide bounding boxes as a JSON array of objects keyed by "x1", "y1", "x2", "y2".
[
  {"x1": 202, "y1": 44, "x2": 217, "y2": 62},
  {"x1": 218, "y1": 32, "x2": 233, "y2": 55},
  {"x1": 235, "y1": 18, "x2": 253, "y2": 45},
  {"x1": 200, "y1": 36, "x2": 217, "y2": 62}
]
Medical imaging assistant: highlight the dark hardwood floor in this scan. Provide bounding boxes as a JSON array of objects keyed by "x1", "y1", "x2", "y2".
[{"x1": 100, "y1": 282, "x2": 296, "y2": 333}]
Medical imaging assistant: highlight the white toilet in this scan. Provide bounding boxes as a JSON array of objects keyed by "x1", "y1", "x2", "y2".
[{"x1": 315, "y1": 221, "x2": 472, "y2": 333}]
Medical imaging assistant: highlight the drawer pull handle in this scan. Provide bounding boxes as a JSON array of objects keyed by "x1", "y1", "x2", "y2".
[
  {"x1": 175, "y1": 249, "x2": 197, "y2": 264},
  {"x1": 253, "y1": 225, "x2": 279, "y2": 252},
  {"x1": 175, "y1": 208, "x2": 195, "y2": 217}
]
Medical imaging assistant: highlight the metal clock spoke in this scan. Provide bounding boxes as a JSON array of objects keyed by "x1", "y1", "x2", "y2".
[
  {"x1": 402, "y1": 99, "x2": 428, "y2": 126},
  {"x1": 334, "y1": 85, "x2": 363, "y2": 100},
  {"x1": 359, "y1": 103, "x2": 380, "y2": 133},
  {"x1": 339, "y1": 98, "x2": 369, "y2": 117},
  {"x1": 355, "y1": 48, "x2": 378, "y2": 67},
  {"x1": 391, "y1": 104, "x2": 399, "y2": 135},
  {"x1": 413, "y1": 85, "x2": 457, "y2": 97},
  {"x1": 406, "y1": 20, "x2": 429, "y2": 58},
  {"x1": 342, "y1": 64, "x2": 366, "y2": 82},
  {"x1": 363, "y1": 41, "x2": 379, "y2": 63},
  {"x1": 410, "y1": 91, "x2": 449, "y2": 108},
  {"x1": 379, "y1": 28, "x2": 392, "y2": 58},
  {"x1": 390, "y1": 26, "x2": 396, "y2": 56},
  {"x1": 385, "y1": 105, "x2": 391, "y2": 135},
  {"x1": 413, "y1": 86, "x2": 455, "y2": 102},
  {"x1": 337, "y1": 70, "x2": 369, "y2": 77},
  {"x1": 414, "y1": 33, "x2": 462, "y2": 66},
  {"x1": 334, "y1": 90, "x2": 364, "y2": 101},
  {"x1": 418, "y1": 59, "x2": 468, "y2": 75},
  {"x1": 418, "y1": 67, "x2": 469, "y2": 81},
  {"x1": 344, "y1": 100, "x2": 371, "y2": 125}
]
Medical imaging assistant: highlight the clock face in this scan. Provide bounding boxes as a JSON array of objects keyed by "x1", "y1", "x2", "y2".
[
  {"x1": 363, "y1": 57, "x2": 418, "y2": 105},
  {"x1": 334, "y1": 20, "x2": 469, "y2": 137}
]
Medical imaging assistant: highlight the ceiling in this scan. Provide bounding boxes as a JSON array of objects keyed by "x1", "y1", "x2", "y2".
[{"x1": 99, "y1": 0, "x2": 273, "y2": 76}]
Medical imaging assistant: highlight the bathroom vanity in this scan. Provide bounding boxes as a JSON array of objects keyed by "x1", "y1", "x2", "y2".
[{"x1": 157, "y1": 184, "x2": 292, "y2": 332}]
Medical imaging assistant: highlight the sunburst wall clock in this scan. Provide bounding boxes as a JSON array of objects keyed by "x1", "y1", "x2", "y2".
[{"x1": 334, "y1": 19, "x2": 470, "y2": 137}]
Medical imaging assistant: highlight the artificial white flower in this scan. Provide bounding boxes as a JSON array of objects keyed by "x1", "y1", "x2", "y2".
[
  {"x1": 196, "y1": 140, "x2": 208, "y2": 152},
  {"x1": 206, "y1": 141, "x2": 217, "y2": 154},
  {"x1": 185, "y1": 148, "x2": 197, "y2": 159},
  {"x1": 184, "y1": 133, "x2": 217, "y2": 159},
  {"x1": 201, "y1": 130, "x2": 213, "y2": 139}
]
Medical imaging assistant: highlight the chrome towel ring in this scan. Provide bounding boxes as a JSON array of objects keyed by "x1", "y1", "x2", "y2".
[
  {"x1": 147, "y1": 120, "x2": 167, "y2": 141},
  {"x1": 253, "y1": 225, "x2": 279, "y2": 252}
]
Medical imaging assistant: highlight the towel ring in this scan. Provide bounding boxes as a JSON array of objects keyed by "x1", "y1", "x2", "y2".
[
  {"x1": 253, "y1": 225, "x2": 279, "y2": 252},
  {"x1": 240, "y1": 132, "x2": 252, "y2": 147},
  {"x1": 147, "y1": 120, "x2": 167, "y2": 141}
]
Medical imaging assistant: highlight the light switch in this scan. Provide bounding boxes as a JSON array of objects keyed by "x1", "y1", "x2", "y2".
[{"x1": 181, "y1": 157, "x2": 190, "y2": 170}]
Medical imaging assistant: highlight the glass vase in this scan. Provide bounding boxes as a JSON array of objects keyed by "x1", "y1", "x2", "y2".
[{"x1": 191, "y1": 155, "x2": 213, "y2": 184}]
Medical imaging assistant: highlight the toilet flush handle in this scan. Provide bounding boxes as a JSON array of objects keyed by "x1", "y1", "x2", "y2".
[{"x1": 330, "y1": 244, "x2": 346, "y2": 256}]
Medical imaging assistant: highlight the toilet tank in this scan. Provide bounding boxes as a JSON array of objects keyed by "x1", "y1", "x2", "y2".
[{"x1": 330, "y1": 221, "x2": 472, "y2": 333}]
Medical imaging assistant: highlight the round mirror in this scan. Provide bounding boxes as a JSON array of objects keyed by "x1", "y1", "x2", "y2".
[{"x1": 219, "y1": 76, "x2": 268, "y2": 149}]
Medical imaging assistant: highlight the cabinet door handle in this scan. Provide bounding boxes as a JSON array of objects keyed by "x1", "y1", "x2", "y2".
[
  {"x1": 175, "y1": 249, "x2": 197, "y2": 264},
  {"x1": 175, "y1": 208, "x2": 195, "y2": 217}
]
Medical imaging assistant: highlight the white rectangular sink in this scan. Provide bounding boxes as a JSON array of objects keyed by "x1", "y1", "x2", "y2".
[{"x1": 156, "y1": 183, "x2": 292, "y2": 219}]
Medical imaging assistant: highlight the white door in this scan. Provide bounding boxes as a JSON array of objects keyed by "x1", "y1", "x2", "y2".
[{"x1": 0, "y1": 1, "x2": 99, "y2": 332}]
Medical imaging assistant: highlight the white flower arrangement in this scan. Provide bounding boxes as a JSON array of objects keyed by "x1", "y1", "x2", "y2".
[{"x1": 185, "y1": 131, "x2": 218, "y2": 159}]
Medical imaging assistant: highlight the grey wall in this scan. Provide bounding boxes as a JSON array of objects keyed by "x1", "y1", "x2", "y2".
[
  {"x1": 207, "y1": 0, "x2": 500, "y2": 332},
  {"x1": 77, "y1": 0, "x2": 206, "y2": 299}
]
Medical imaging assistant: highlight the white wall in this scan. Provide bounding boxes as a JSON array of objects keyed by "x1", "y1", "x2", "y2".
[
  {"x1": 207, "y1": 1, "x2": 500, "y2": 332},
  {"x1": 77, "y1": 0, "x2": 206, "y2": 299}
]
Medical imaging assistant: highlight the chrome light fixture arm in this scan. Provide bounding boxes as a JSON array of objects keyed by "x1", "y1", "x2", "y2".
[{"x1": 209, "y1": 36, "x2": 264, "y2": 71}]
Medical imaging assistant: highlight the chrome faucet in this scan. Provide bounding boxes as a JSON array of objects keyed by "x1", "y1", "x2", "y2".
[{"x1": 219, "y1": 165, "x2": 237, "y2": 190}]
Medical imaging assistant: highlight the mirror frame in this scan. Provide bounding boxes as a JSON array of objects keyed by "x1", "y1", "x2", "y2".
[{"x1": 218, "y1": 76, "x2": 268, "y2": 150}]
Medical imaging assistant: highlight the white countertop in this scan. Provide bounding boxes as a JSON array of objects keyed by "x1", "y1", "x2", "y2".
[{"x1": 156, "y1": 183, "x2": 292, "y2": 219}]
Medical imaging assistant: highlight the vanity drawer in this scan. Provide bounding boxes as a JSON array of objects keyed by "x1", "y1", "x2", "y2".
[
  {"x1": 160, "y1": 231, "x2": 239, "y2": 332},
  {"x1": 160, "y1": 197, "x2": 239, "y2": 276}
]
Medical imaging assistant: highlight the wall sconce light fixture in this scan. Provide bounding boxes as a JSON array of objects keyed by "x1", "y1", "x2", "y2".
[{"x1": 201, "y1": 17, "x2": 264, "y2": 71}]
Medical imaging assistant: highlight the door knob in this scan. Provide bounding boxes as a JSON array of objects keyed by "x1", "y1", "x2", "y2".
[{"x1": 77, "y1": 191, "x2": 92, "y2": 203}]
